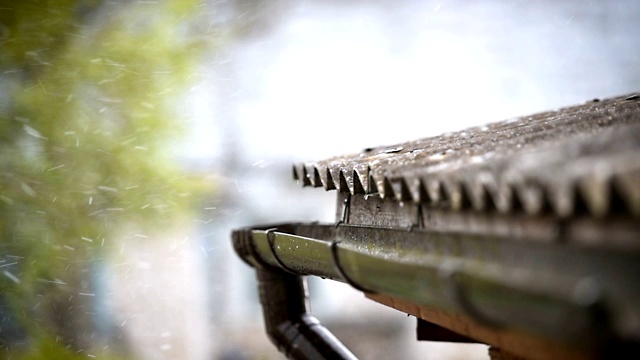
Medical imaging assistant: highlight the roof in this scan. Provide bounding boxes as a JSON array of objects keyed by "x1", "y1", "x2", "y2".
[{"x1": 293, "y1": 93, "x2": 640, "y2": 218}]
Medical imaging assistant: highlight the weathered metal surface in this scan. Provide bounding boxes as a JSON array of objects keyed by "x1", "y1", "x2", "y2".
[
  {"x1": 370, "y1": 293, "x2": 589, "y2": 360},
  {"x1": 294, "y1": 94, "x2": 640, "y2": 218},
  {"x1": 343, "y1": 193, "x2": 640, "y2": 251},
  {"x1": 366, "y1": 294, "x2": 588, "y2": 360},
  {"x1": 233, "y1": 222, "x2": 640, "y2": 353},
  {"x1": 234, "y1": 221, "x2": 640, "y2": 358}
]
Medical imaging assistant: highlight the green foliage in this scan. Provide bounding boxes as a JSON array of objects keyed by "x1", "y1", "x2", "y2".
[
  {"x1": 13, "y1": 334, "x2": 132, "y2": 360},
  {"x1": 0, "y1": 0, "x2": 214, "y2": 355}
]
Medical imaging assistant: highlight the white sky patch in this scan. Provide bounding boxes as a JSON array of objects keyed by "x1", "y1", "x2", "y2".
[{"x1": 178, "y1": 83, "x2": 222, "y2": 160}]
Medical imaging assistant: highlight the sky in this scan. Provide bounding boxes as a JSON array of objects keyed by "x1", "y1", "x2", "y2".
[{"x1": 183, "y1": 0, "x2": 640, "y2": 164}]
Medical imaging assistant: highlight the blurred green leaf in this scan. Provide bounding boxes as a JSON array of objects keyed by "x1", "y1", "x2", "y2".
[{"x1": 0, "y1": 0, "x2": 216, "y2": 356}]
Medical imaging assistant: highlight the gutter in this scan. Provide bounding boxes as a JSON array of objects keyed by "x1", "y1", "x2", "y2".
[
  {"x1": 233, "y1": 222, "x2": 640, "y2": 359},
  {"x1": 232, "y1": 226, "x2": 357, "y2": 360}
]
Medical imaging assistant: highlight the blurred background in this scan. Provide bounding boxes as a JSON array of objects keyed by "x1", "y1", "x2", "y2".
[{"x1": 0, "y1": 0, "x2": 639, "y2": 359}]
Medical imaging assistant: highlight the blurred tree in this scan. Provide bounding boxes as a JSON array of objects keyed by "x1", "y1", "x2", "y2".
[{"x1": 0, "y1": 0, "x2": 213, "y2": 357}]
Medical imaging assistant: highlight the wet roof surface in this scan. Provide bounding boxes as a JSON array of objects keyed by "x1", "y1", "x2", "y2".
[{"x1": 293, "y1": 93, "x2": 640, "y2": 217}]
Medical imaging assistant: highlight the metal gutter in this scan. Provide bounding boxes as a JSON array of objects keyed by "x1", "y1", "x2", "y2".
[
  {"x1": 232, "y1": 226, "x2": 357, "y2": 360},
  {"x1": 233, "y1": 222, "x2": 640, "y2": 358}
]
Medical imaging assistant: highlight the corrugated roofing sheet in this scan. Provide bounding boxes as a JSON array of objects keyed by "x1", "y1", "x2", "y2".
[{"x1": 293, "y1": 94, "x2": 640, "y2": 218}]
